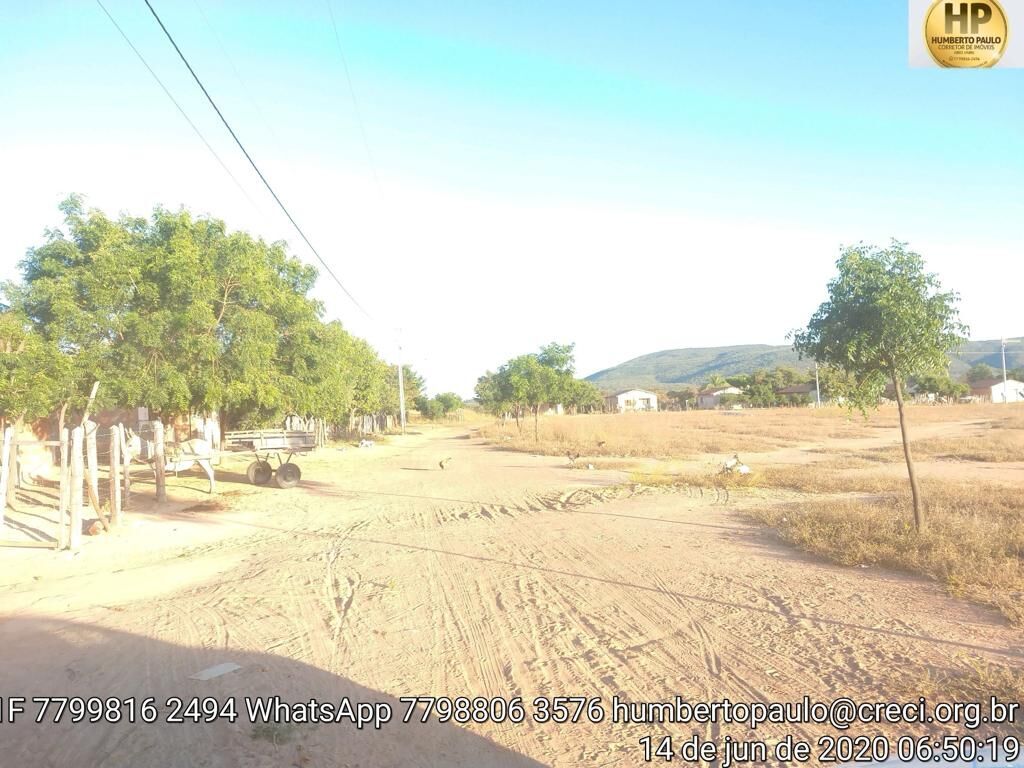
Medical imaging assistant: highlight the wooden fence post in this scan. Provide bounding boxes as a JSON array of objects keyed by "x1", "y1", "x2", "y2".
[
  {"x1": 85, "y1": 418, "x2": 99, "y2": 505},
  {"x1": 118, "y1": 424, "x2": 131, "y2": 507},
  {"x1": 83, "y1": 419, "x2": 108, "y2": 532},
  {"x1": 0, "y1": 426, "x2": 12, "y2": 535},
  {"x1": 154, "y1": 420, "x2": 167, "y2": 503},
  {"x1": 110, "y1": 426, "x2": 121, "y2": 527},
  {"x1": 70, "y1": 426, "x2": 84, "y2": 552},
  {"x1": 59, "y1": 428, "x2": 69, "y2": 549}
]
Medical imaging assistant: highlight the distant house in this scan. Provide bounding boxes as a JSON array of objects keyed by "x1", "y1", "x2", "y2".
[
  {"x1": 774, "y1": 382, "x2": 817, "y2": 406},
  {"x1": 882, "y1": 381, "x2": 920, "y2": 401},
  {"x1": 774, "y1": 383, "x2": 816, "y2": 397},
  {"x1": 605, "y1": 389, "x2": 658, "y2": 412},
  {"x1": 696, "y1": 386, "x2": 742, "y2": 409},
  {"x1": 970, "y1": 378, "x2": 1024, "y2": 403}
]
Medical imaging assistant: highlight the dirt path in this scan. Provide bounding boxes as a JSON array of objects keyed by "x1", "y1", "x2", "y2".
[{"x1": 1, "y1": 427, "x2": 1020, "y2": 767}]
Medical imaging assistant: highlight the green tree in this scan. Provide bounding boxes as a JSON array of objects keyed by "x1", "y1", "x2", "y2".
[
  {"x1": 417, "y1": 391, "x2": 463, "y2": 420},
  {"x1": 398, "y1": 366, "x2": 425, "y2": 415},
  {"x1": 503, "y1": 355, "x2": 555, "y2": 441},
  {"x1": 703, "y1": 373, "x2": 729, "y2": 389},
  {"x1": 740, "y1": 369, "x2": 772, "y2": 408},
  {"x1": 966, "y1": 363, "x2": 996, "y2": 383},
  {"x1": 792, "y1": 242, "x2": 968, "y2": 530},
  {"x1": 726, "y1": 373, "x2": 750, "y2": 390},
  {"x1": 563, "y1": 378, "x2": 602, "y2": 413},
  {"x1": 434, "y1": 392, "x2": 463, "y2": 414},
  {"x1": 4, "y1": 197, "x2": 400, "y2": 429},
  {"x1": 414, "y1": 395, "x2": 440, "y2": 420},
  {"x1": 914, "y1": 372, "x2": 967, "y2": 401},
  {"x1": 816, "y1": 365, "x2": 856, "y2": 403},
  {"x1": 664, "y1": 386, "x2": 697, "y2": 410},
  {"x1": 476, "y1": 342, "x2": 586, "y2": 439},
  {"x1": 475, "y1": 370, "x2": 515, "y2": 422},
  {"x1": 0, "y1": 310, "x2": 71, "y2": 425}
]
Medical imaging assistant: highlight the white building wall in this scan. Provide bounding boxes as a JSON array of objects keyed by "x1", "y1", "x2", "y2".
[
  {"x1": 696, "y1": 387, "x2": 742, "y2": 409},
  {"x1": 991, "y1": 380, "x2": 1024, "y2": 403},
  {"x1": 611, "y1": 390, "x2": 658, "y2": 412}
]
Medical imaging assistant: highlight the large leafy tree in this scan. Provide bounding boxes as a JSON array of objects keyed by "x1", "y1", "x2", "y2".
[
  {"x1": 792, "y1": 242, "x2": 968, "y2": 530},
  {"x1": 0, "y1": 310, "x2": 71, "y2": 426},
  {"x1": 3, "y1": 198, "x2": 402, "y2": 428}
]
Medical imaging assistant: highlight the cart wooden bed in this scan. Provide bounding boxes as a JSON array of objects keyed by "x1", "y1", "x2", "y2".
[{"x1": 223, "y1": 429, "x2": 316, "y2": 489}]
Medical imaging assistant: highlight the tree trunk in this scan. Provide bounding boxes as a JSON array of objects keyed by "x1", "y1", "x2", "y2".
[
  {"x1": 533, "y1": 406, "x2": 540, "y2": 442},
  {"x1": 57, "y1": 401, "x2": 69, "y2": 436},
  {"x1": 892, "y1": 375, "x2": 925, "y2": 531}
]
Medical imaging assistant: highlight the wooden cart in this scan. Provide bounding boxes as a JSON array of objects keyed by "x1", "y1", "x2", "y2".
[{"x1": 223, "y1": 429, "x2": 316, "y2": 489}]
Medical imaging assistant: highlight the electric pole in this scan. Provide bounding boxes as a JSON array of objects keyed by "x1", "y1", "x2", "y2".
[
  {"x1": 1002, "y1": 337, "x2": 1009, "y2": 403},
  {"x1": 396, "y1": 335, "x2": 407, "y2": 434}
]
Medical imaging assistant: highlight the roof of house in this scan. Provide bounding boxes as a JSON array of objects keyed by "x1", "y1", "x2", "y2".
[
  {"x1": 883, "y1": 381, "x2": 919, "y2": 396},
  {"x1": 970, "y1": 378, "x2": 1023, "y2": 390},
  {"x1": 698, "y1": 386, "x2": 740, "y2": 396},
  {"x1": 775, "y1": 383, "x2": 815, "y2": 395},
  {"x1": 608, "y1": 389, "x2": 658, "y2": 398},
  {"x1": 970, "y1": 378, "x2": 1003, "y2": 389}
]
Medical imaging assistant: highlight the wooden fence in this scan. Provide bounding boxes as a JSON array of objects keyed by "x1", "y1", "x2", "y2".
[{"x1": 0, "y1": 420, "x2": 170, "y2": 552}]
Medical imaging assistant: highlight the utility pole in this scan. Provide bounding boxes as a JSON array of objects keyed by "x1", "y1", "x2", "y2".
[
  {"x1": 396, "y1": 335, "x2": 407, "y2": 434},
  {"x1": 1000, "y1": 338, "x2": 1021, "y2": 404},
  {"x1": 1002, "y1": 338, "x2": 1009, "y2": 403},
  {"x1": 814, "y1": 363, "x2": 822, "y2": 407}
]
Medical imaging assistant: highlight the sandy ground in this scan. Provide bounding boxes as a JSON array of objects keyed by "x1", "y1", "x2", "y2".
[{"x1": 1, "y1": 425, "x2": 1021, "y2": 767}]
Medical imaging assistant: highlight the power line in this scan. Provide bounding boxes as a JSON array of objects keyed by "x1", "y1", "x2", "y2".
[
  {"x1": 190, "y1": 0, "x2": 287, "y2": 157},
  {"x1": 324, "y1": 1, "x2": 411, "y2": 428},
  {"x1": 143, "y1": 0, "x2": 372, "y2": 320},
  {"x1": 325, "y1": 0, "x2": 382, "y2": 191},
  {"x1": 323, "y1": 6, "x2": 409, "y2": 353},
  {"x1": 94, "y1": 0, "x2": 260, "y2": 211}
]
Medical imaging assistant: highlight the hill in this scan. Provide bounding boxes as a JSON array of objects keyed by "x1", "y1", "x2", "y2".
[{"x1": 585, "y1": 338, "x2": 1024, "y2": 393}]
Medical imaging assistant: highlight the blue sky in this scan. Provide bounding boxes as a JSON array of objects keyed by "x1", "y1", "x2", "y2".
[{"x1": 1, "y1": 1, "x2": 1022, "y2": 395}]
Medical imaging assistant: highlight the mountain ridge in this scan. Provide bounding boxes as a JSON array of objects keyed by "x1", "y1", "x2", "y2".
[{"x1": 585, "y1": 338, "x2": 1024, "y2": 393}]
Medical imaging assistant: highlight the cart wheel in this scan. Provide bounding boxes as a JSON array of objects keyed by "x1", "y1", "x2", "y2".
[
  {"x1": 247, "y1": 460, "x2": 273, "y2": 485},
  {"x1": 274, "y1": 462, "x2": 302, "y2": 489}
]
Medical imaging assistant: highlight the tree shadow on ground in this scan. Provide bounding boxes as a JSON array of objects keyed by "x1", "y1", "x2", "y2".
[{"x1": 0, "y1": 616, "x2": 549, "y2": 768}]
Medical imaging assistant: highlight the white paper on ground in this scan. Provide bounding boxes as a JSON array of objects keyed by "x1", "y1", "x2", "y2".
[{"x1": 188, "y1": 662, "x2": 241, "y2": 681}]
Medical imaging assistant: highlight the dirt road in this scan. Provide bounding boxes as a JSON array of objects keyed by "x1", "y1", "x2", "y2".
[{"x1": 1, "y1": 427, "x2": 1020, "y2": 767}]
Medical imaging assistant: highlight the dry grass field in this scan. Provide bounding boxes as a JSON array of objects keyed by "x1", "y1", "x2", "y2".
[
  {"x1": 480, "y1": 404, "x2": 1024, "y2": 626},
  {"x1": 479, "y1": 405, "x2": 1024, "y2": 459},
  {"x1": 478, "y1": 407, "x2": 874, "y2": 456}
]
